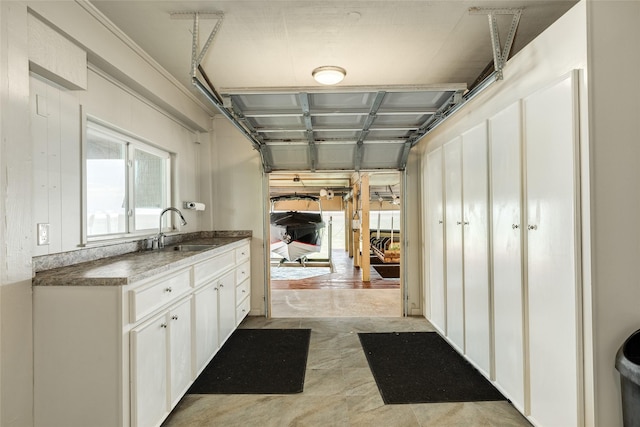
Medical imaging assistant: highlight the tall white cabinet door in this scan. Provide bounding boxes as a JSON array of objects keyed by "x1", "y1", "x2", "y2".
[
  {"x1": 131, "y1": 313, "x2": 169, "y2": 427},
  {"x1": 443, "y1": 137, "x2": 464, "y2": 351},
  {"x1": 489, "y1": 102, "x2": 525, "y2": 412},
  {"x1": 524, "y1": 74, "x2": 579, "y2": 427},
  {"x1": 426, "y1": 148, "x2": 446, "y2": 333},
  {"x1": 461, "y1": 123, "x2": 491, "y2": 375},
  {"x1": 169, "y1": 298, "x2": 193, "y2": 407}
]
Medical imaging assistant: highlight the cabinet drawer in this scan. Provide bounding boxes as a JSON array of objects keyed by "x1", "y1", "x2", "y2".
[
  {"x1": 130, "y1": 269, "x2": 191, "y2": 323},
  {"x1": 236, "y1": 277, "x2": 250, "y2": 303},
  {"x1": 235, "y1": 244, "x2": 250, "y2": 264},
  {"x1": 193, "y1": 250, "x2": 234, "y2": 287},
  {"x1": 236, "y1": 295, "x2": 250, "y2": 325},
  {"x1": 235, "y1": 261, "x2": 250, "y2": 285}
]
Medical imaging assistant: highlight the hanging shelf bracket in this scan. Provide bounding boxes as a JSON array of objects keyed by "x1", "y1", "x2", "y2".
[{"x1": 469, "y1": 7, "x2": 523, "y2": 80}]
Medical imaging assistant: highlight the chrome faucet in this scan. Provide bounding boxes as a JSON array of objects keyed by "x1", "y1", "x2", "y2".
[{"x1": 156, "y1": 207, "x2": 187, "y2": 249}]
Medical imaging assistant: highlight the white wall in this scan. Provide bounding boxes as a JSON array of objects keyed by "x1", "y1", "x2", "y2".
[
  {"x1": 0, "y1": 3, "x2": 34, "y2": 426},
  {"x1": 586, "y1": 2, "x2": 640, "y2": 426},
  {"x1": 210, "y1": 116, "x2": 266, "y2": 315},
  {"x1": 1, "y1": 2, "x2": 216, "y2": 425}
]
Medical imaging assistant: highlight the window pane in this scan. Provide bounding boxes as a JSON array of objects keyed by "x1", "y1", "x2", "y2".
[
  {"x1": 134, "y1": 148, "x2": 166, "y2": 231},
  {"x1": 86, "y1": 135, "x2": 126, "y2": 236}
]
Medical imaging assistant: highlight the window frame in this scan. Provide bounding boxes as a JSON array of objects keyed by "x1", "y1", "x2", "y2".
[{"x1": 83, "y1": 118, "x2": 172, "y2": 243}]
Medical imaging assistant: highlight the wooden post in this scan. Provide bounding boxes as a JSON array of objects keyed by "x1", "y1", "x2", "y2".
[
  {"x1": 346, "y1": 195, "x2": 353, "y2": 256},
  {"x1": 352, "y1": 181, "x2": 360, "y2": 268},
  {"x1": 361, "y1": 174, "x2": 370, "y2": 282}
]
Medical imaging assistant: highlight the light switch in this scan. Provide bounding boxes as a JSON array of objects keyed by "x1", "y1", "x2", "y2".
[{"x1": 37, "y1": 223, "x2": 50, "y2": 246}]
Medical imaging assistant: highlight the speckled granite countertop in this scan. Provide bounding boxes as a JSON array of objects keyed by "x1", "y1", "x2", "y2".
[{"x1": 33, "y1": 234, "x2": 251, "y2": 287}]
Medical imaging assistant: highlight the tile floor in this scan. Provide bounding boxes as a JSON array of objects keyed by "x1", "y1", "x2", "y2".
[{"x1": 162, "y1": 316, "x2": 532, "y2": 427}]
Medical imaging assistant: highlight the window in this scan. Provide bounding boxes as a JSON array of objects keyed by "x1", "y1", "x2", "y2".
[{"x1": 86, "y1": 121, "x2": 171, "y2": 238}]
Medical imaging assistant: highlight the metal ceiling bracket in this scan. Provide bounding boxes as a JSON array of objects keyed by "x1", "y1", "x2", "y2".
[
  {"x1": 176, "y1": 11, "x2": 225, "y2": 78},
  {"x1": 180, "y1": 10, "x2": 273, "y2": 173},
  {"x1": 469, "y1": 7, "x2": 522, "y2": 80}
]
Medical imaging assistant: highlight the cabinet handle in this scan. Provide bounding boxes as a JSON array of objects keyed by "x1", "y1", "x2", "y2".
[
  {"x1": 438, "y1": 220, "x2": 443, "y2": 224},
  {"x1": 165, "y1": 287, "x2": 172, "y2": 293},
  {"x1": 242, "y1": 290, "x2": 246, "y2": 293},
  {"x1": 528, "y1": 224, "x2": 538, "y2": 230},
  {"x1": 171, "y1": 315, "x2": 178, "y2": 320},
  {"x1": 512, "y1": 224, "x2": 519, "y2": 229},
  {"x1": 160, "y1": 323, "x2": 167, "y2": 328}
]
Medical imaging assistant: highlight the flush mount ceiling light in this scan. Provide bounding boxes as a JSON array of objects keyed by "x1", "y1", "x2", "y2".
[{"x1": 312, "y1": 66, "x2": 346, "y2": 85}]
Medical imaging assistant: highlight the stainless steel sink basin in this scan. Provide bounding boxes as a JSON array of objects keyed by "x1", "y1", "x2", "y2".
[{"x1": 166, "y1": 244, "x2": 216, "y2": 252}]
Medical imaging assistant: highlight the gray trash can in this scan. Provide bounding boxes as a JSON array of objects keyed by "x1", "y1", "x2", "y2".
[{"x1": 616, "y1": 329, "x2": 640, "y2": 427}]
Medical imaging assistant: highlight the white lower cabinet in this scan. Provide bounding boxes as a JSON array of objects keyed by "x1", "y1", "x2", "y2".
[
  {"x1": 131, "y1": 296, "x2": 192, "y2": 427},
  {"x1": 33, "y1": 238, "x2": 251, "y2": 427},
  {"x1": 217, "y1": 269, "x2": 237, "y2": 346},
  {"x1": 193, "y1": 282, "x2": 219, "y2": 374}
]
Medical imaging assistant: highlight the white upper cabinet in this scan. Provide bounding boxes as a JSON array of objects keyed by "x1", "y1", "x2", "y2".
[
  {"x1": 443, "y1": 137, "x2": 465, "y2": 352},
  {"x1": 524, "y1": 73, "x2": 580, "y2": 427},
  {"x1": 489, "y1": 101, "x2": 526, "y2": 412},
  {"x1": 426, "y1": 147, "x2": 446, "y2": 333},
  {"x1": 461, "y1": 122, "x2": 491, "y2": 376}
]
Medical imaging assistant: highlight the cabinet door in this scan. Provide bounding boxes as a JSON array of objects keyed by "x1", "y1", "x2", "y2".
[
  {"x1": 194, "y1": 283, "x2": 219, "y2": 374},
  {"x1": 217, "y1": 270, "x2": 236, "y2": 346},
  {"x1": 489, "y1": 102, "x2": 525, "y2": 411},
  {"x1": 443, "y1": 137, "x2": 464, "y2": 352},
  {"x1": 462, "y1": 122, "x2": 491, "y2": 376},
  {"x1": 131, "y1": 313, "x2": 168, "y2": 427},
  {"x1": 524, "y1": 74, "x2": 579, "y2": 427},
  {"x1": 426, "y1": 148, "x2": 446, "y2": 333},
  {"x1": 169, "y1": 298, "x2": 193, "y2": 407}
]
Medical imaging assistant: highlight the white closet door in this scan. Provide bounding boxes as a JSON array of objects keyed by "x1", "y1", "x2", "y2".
[
  {"x1": 444, "y1": 137, "x2": 464, "y2": 351},
  {"x1": 462, "y1": 123, "x2": 491, "y2": 375},
  {"x1": 489, "y1": 102, "x2": 525, "y2": 412},
  {"x1": 524, "y1": 74, "x2": 579, "y2": 427},
  {"x1": 427, "y1": 148, "x2": 445, "y2": 333}
]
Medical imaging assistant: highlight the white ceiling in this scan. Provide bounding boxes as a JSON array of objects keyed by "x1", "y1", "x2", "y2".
[{"x1": 90, "y1": 0, "x2": 577, "y2": 173}]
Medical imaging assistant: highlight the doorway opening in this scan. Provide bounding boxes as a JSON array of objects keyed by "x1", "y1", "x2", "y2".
[{"x1": 267, "y1": 171, "x2": 403, "y2": 318}]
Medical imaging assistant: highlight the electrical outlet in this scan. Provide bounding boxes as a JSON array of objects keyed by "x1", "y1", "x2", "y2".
[{"x1": 37, "y1": 223, "x2": 50, "y2": 246}]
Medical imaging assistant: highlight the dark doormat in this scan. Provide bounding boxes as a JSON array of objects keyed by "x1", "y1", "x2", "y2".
[
  {"x1": 188, "y1": 328, "x2": 311, "y2": 394},
  {"x1": 358, "y1": 332, "x2": 505, "y2": 404},
  {"x1": 372, "y1": 264, "x2": 400, "y2": 278}
]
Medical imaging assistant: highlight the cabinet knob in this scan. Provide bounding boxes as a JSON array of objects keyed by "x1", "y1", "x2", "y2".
[
  {"x1": 165, "y1": 287, "x2": 172, "y2": 293},
  {"x1": 213, "y1": 287, "x2": 218, "y2": 291},
  {"x1": 160, "y1": 323, "x2": 167, "y2": 328},
  {"x1": 528, "y1": 224, "x2": 538, "y2": 230},
  {"x1": 242, "y1": 290, "x2": 246, "y2": 293},
  {"x1": 241, "y1": 252, "x2": 246, "y2": 256},
  {"x1": 456, "y1": 221, "x2": 462, "y2": 225},
  {"x1": 512, "y1": 224, "x2": 519, "y2": 229},
  {"x1": 219, "y1": 284, "x2": 224, "y2": 288},
  {"x1": 171, "y1": 315, "x2": 178, "y2": 320},
  {"x1": 464, "y1": 221, "x2": 469, "y2": 225},
  {"x1": 438, "y1": 220, "x2": 443, "y2": 224}
]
